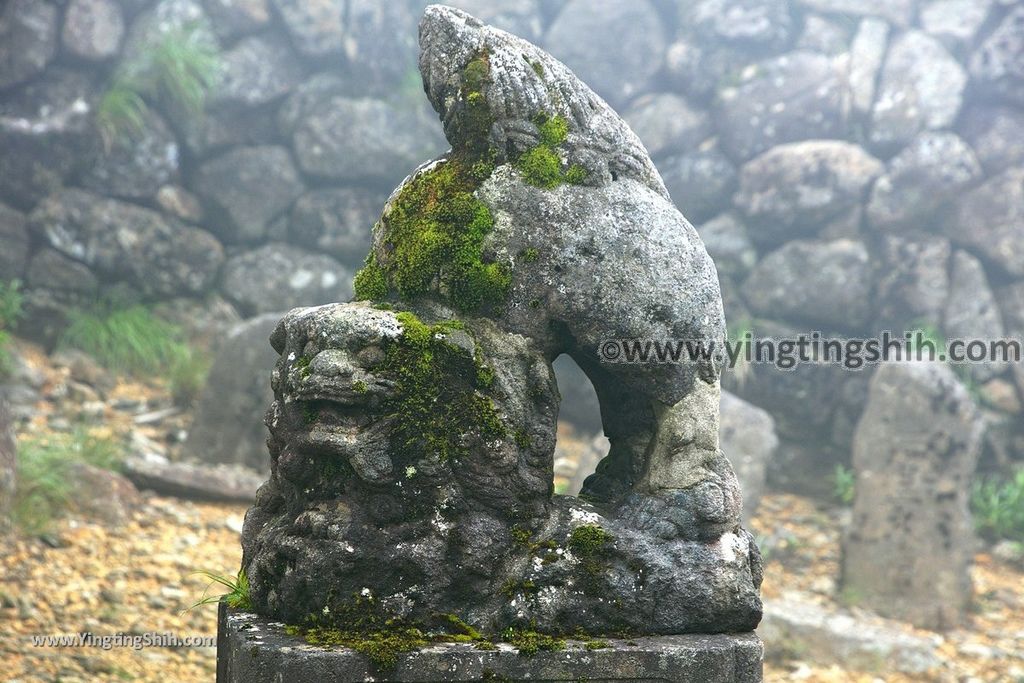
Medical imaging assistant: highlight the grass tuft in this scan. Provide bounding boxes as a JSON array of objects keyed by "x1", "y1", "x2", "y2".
[
  {"x1": 0, "y1": 280, "x2": 23, "y2": 377},
  {"x1": 972, "y1": 468, "x2": 1024, "y2": 542},
  {"x1": 189, "y1": 568, "x2": 253, "y2": 611},
  {"x1": 832, "y1": 464, "x2": 856, "y2": 506}
]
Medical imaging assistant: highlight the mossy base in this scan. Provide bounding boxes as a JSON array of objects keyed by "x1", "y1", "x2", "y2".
[{"x1": 217, "y1": 605, "x2": 763, "y2": 682}]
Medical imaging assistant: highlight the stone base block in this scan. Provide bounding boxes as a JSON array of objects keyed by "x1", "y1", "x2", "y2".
[{"x1": 217, "y1": 605, "x2": 763, "y2": 682}]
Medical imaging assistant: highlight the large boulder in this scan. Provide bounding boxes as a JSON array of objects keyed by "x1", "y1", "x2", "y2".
[
  {"x1": 734, "y1": 141, "x2": 882, "y2": 246},
  {"x1": 921, "y1": 0, "x2": 994, "y2": 50},
  {"x1": 720, "y1": 391, "x2": 776, "y2": 522},
  {"x1": 211, "y1": 33, "x2": 305, "y2": 108},
  {"x1": 872, "y1": 235, "x2": 951, "y2": 332},
  {"x1": 697, "y1": 213, "x2": 757, "y2": 279},
  {"x1": 80, "y1": 109, "x2": 179, "y2": 201},
  {"x1": 842, "y1": 362, "x2": 983, "y2": 629},
  {"x1": 847, "y1": 18, "x2": 889, "y2": 116},
  {"x1": 288, "y1": 188, "x2": 385, "y2": 269},
  {"x1": 203, "y1": 0, "x2": 270, "y2": 41},
  {"x1": 623, "y1": 94, "x2": 711, "y2": 160},
  {"x1": 969, "y1": 6, "x2": 1024, "y2": 106},
  {"x1": 269, "y1": 0, "x2": 344, "y2": 59},
  {"x1": 741, "y1": 240, "x2": 873, "y2": 331},
  {"x1": 61, "y1": 0, "x2": 125, "y2": 61},
  {"x1": 30, "y1": 188, "x2": 224, "y2": 297},
  {"x1": 0, "y1": 203, "x2": 29, "y2": 282},
  {"x1": 686, "y1": 0, "x2": 793, "y2": 52},
  {"x1": 660, "y1": 146, "x2": 738, "y2": 224},
  {"x1": 943, "y1": 167, "x2": 1024, "y2": 278},
  {"x1": 20, "y1": 248, "x2": 100, "y2": 346},
  {"x1": 866, "y1": 132, "x2": 982, "y2": 232},
  {"x1": 958, "y1": 105, "x2": 1024, "y2": 175},
  {"x1": 870, "y1": 31, "x2": 966, "y2": 152},
  {"x1": 193, "y1": 146, "x2": 305, "y2": 244},
  {"x1": 0, "y1": 0, "x2": 58, "y2": 89},
  {"x1": 181, "y1": 313, "x2": 281, "y2": 472},
  {"x1": 716, "y1": 51, "x2": 848, "y2": 161},
  {"x1": 542, "y1": 0, "x2": 666, "y2": 108},
  {"x1": 220, "y1": 244, "x2": 353, "y2": 317}
]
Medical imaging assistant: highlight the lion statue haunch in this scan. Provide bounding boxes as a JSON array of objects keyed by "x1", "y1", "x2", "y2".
[{"x1": 240, "y1": 5, "x2": 762, "y2": 638}]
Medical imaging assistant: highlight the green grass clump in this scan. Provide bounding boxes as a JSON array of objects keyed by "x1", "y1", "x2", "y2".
[
  {"x1": 0, "y1": 280, "x2": 23, "y2": 377},
  {"x1": 97, "y1": 22, "x2": 220, "y2": 147},
  {"x1": 13, "y1": 430, "x2": 126, "y2": 534},
  {"x1": 379, "y1": 311, "x2": 506, "y2": 465},
  {"x1": 500, "y1": 628, "x2": 564, "y2": 657},
  {"x1": 972, "y1": 468, "x2": 1024, "y2": 542},
  {"x1": 59, "y1": 303, "x2": 209, "y2": 403},
  {"x1": 832, "y1": 464, "x2": 856, "y2": 506},
  {"x1": 190, "y1": 568, "x2": 253, "y2": 610},
  {"x1": 515, "y1": 113, "x2": 587, "y2": 189}
]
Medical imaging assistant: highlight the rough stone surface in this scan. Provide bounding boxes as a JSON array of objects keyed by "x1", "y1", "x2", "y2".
[
  {"x1": 795, "y1": 0, "x2": 914, "y2": 26},
  {"x1": 543, "y1": 0, "x2": 665, "y2": 108},
  {"x1": 288, "y1": 188, "x2": 384, "y2": 268},
  {"x1": 742, "y1": 240, "x2": 873, "y2": 331},
  {"x1": 624, "y1": 94, "x2": 712, "y2": 159},
  {"x1": 661, "y1": 147, "x2": 738, "y2": 224},
  {"x1": 212, "y1": 33, "x2": 304, "y2": 108},
  {"x1": 0, "y1": 0, "x2": 58, "y2": 89},
  {"x1": 123, "y1": 453, "x2": 264, "y2": 502},
  {"x1": 193, "y1": 146, "x2": 304, "y2": 244},
  {"x1": 873, "y1": 235, "x2": 951, "y2": 332},
  {"x1": 81, "y1": 109, "x2": 179, "y2": 200},
  {"x1": 181, "y1": 313, "x2": 280, "y2": 472},
  {"x1": 969, "y1": 6, "x2": 1024, "y2": 106},
  {"x1": 220, "y1": 244, "x2": 352, "y2": 316},
  {"x1": 717, "y1": 51, "x2": 847, "y2": 161},
  {"x1": 998, "y1": 282, "x2": 1024, "y2": 401},
  {"x1": 842, "y1": 362, "x2": 983, "y2": 629},
  {"x1": 697, "y1": 213, "x2": 757, "y2": 278},
  {"x1": 61, "y1": 0, "x2": 125, "y2": 61},
  {"x1": 688, "y1": 0, "x2": 793, "y2": 51},
  {"x1": 870, "y1": 31, "x2": 966, "y2": 152},
  {"x1": 943, "y1": 251, "x2": 1005, "y2": 382},
  {"x1": 720, "y1": 391, "x2": 776, "y2": 522},
  {"x1": 943, "y1": 167, "x2": 1024, "y2": 277},
  {"x1": 203, "y1": 0, "x2": 269, "y2": 41},
  {"x1": 0, "y1": 203, "x2": 30, "y2": 281},
  {"x1": 921, "y1": 0, "x2": 994, "y2": 49},
  {"x1": 847, "y1": 18, "x2": 889, "y2": 116},
  {"x1": 735, "y1": 141, "x2": 882, "y2": 245},
  {"x1": 866, "y1": 132, "x2": 982, "y2": 232},
  {"x1": 959, "y1": 105, "x2": 1024, "y2": 174},
  {"x1": 29, "y1": 188, "x2": 223, "y2": 297},
  {"x1": 219, "y1": 606, "x2": 764, "y2": 682},
  {"x1": 269, "y1": 0, "x2": 344, "y2": 58},
  {"x1": 760, "y1": 595, "x2": 943, "y2": 674},
  {"x1": 797, "y1": 15, "x2": 850, "y2": 56}
]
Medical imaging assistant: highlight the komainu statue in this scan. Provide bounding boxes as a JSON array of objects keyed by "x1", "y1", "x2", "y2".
[{"x1": 240, "y1": 4, "x2": 762, "y2": 640}]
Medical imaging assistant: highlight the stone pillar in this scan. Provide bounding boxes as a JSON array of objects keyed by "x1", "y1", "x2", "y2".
[{"x1": 841, "y1": 362, "x2": 982, "y2": 629}]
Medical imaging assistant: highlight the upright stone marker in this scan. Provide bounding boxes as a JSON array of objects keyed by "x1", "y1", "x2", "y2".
[
  {"x1": 221, "y1": 6, "x2": 762, "y2": 681},
  {"x1": 841, "y1": 362, "x2": 982, "y2": 629}
]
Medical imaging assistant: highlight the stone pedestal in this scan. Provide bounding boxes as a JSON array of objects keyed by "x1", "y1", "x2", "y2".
[{"x1": 217, "y1": 605, "x2": 763, "y2": 682}]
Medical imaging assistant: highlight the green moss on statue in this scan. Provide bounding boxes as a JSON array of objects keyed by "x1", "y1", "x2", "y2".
[{"x1": 516, "y1": 113, "x2": 588, "y2": 189}]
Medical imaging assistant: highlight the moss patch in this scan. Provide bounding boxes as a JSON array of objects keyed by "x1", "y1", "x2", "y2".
[
  {"x1": 353, "y1": 254, "x2": 388, "y2": 301},
  {"x1": 501, "y1": 628, "x2": 565, "y2": 657},
  {"x1": 568, "y1": 524, "x2": 612, "y2": 555},
  {"x1": 515, "y1": 113, "x2": 588, "y2": 189},
  {"x1": 379, "y1": 310, "x2": 506, "y2": 465}
]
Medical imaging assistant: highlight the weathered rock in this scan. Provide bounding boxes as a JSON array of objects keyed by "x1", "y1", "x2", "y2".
[
  {"x1": 842, "y1": 362, "x2": 983, "y2": 629},
  {"x1": 969, "y1": 6, "x2": 1024, "y2": 106},
  {"x1": 220, "y1": 244, "x2": 352, "y2": 316},
  {"x1": 175, "y1": 101, "x2": 279, "y2": 158},
  {"x1": 81, "y1": 109, "x2": 179, "y2": 200},
  {"x1": 124, "y1": 452, "x2": 264, "y2": 502},
  {"x1": 742, "y1": 240, "x2": 873, "y2": 330},
  {"x1": 151, "y1": 295, "x2": 241, "y2": 353},
  {"x1": 62, "y1": 0, "x2": 125, "y2": 61},
  {"x1": 688, "y1": 0, "x2": 793, "y2": 52},
  {"x1": 280, "y1": 80, "x2": 445, "y2": 185},
  {"x1": 120, "y1": 0, "x2": 216, "y2": 76},
  {"x1": 155, "y1": 184, "x2": 203, "y2": 223},
  {"x1": 660, "y1": 146, "x2": 738, "y2": 224},
  {"x1": 543, "y1": 0, "x2": 666, "y2": 108},
  {"x1": 211, "y1": 33, "x2": 304, "y2": 108},
  {"x1": 269, "y1": 0, "x2": 344, "y2": 59},
  {"x1": 944, "y1": 251, "x2": 1005, "y2": 382},
  {"x1": 338, "y1": 0, "x2": 423, "y2": 90},
  {"x1": 19, "y1": 248, "x2": 99, "y2": 346},
  {"x1": 921, "y1": 0, "x2": 994, "y2": 50},
  {"x1": 26, "y1": 248, "x2": 100, "y2": 296},
  {"x1": 203, "y1": 0, "x2": 269, "y2": 41},
  {"x1": 943, "y1": 167, "x2": 1024, "y2": 277},
  {"x1": 624, "y1": 94, "x2": 712, "y2": 159},
  {"x1": 0, "y1": 0, "x2": 58, "y2": 89},
  {"x1": 665, "y1": 39, "x2": 749, "y2": 104},
  {"x1": 998, "y1": 281, "x2": 1024, "y2": 401},
  {"x1": 0, "y1": 399, "x2": 14, "y2": 520},
  {"x1": 30, "y1": 188, "x2": 223, "y2": 296},
  {"x1": 0, "y1": 69, "x2": 95, "y2": 210},
  {"x1": 734, "y1": 141, "x2": 883, "y2": 245},
  {"x1": 760, "y1": 594, "x2": 944, "y2": 674},
  {"x1": 873, "y1": 235, "x2": 951, "y2": 332},
  {"x1": 870, "y1": 31, "x2": 966, "y2": 152},
  {"x1": 193, "y1": 145, "x2": 304, "y2": 244},
  {"x1": 866, "y1": 132, "x2": 982, "y2": 232},
  {"x1": 797, "y1": 15, "x2": 850, "y2": 55},
  {"x1": 795, "y1": 0, "x2": 914, "y2": 26},
  {"x1": 697, "y1": 213, "x2": 757, "y2": 278},
  {"x1": 0, "y1": 203, "x2": 29, "y2": 281},
  {"x1": 847, "y1": 18, "x2": 889, "y2": 116},
  {"x1": 720, "y1": 391, "x2": 775, "y2": 522},
  {"x1": 181, "y1": 313, "x2": 279, "y2": 471},
  {"x1": 717, "y1": 51, "x2": 848, "y2": 161},
  {"x1": 958, "y1": 105, "x2": 1024, "y2": 174},
  {"x1": 66, "y1": 462, "x2": 141, "y2": 526},
  {"x1": 288, "y1": 188, "x2": 384, "y2": 268}
]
